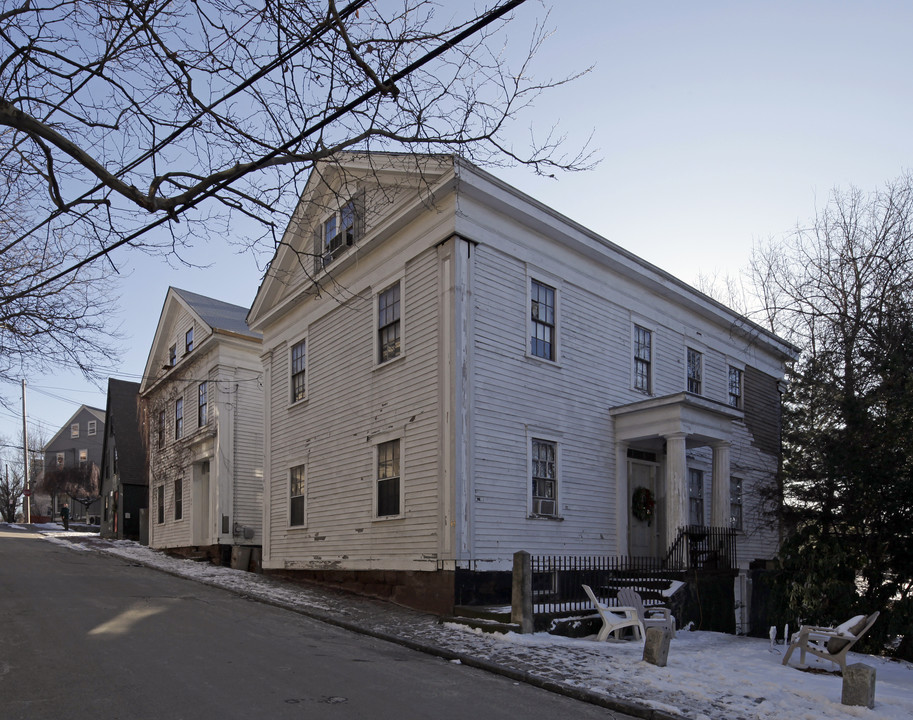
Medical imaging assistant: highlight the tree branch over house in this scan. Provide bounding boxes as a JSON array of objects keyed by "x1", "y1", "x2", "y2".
[{"x1": 0, "y1": 1, "x2": 593, "y2": 394}]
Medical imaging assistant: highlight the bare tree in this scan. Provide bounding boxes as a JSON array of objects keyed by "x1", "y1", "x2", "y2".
[
  {"x1": 0, "y1": 1, "x2": 591, "y2": 394},
  {"x1": 748, "y1": 175, "x2": 913, "y2": 655},
  {"x1": 0, "y1": 462, "x2": 23, "y2": 521}
]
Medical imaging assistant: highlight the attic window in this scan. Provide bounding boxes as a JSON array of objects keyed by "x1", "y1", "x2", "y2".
[
  {"x1": 169, "y1": 345, "x2": 177, "y2": 366},
  {"x1": 314, "y1": 193, "x2": 363, "y2": 272},
  {"x1": 185, "y1": 327, "x2": 194, "y2": 353}
]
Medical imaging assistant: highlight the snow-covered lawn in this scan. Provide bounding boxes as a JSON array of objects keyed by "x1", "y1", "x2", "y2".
[{"x1": 19, "y1": 523, "x2": 913, "y2": 720}]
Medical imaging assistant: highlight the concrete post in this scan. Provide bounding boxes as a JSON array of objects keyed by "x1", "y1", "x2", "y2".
[
  {"x1": 643, "y1": 626, "x2": 673, "y2": 667},
  {"x1": 511, "y1": 551, "x2": 534, "y2": 634},
  {"x1": 842, "y1": 663, "x2": 876, "y2": 709}
]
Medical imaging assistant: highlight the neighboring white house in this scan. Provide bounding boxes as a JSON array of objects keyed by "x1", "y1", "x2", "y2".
[
  {"x1": 247, "y1": 153, "x2": 797, "y2": 614},
  {"x1": 140, "y1": 287, "x2": 263, "y2": 563}
]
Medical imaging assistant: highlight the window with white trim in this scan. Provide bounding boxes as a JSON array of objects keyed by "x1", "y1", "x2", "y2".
[
  {"x1": 56, "y1": 452, "x2": 64, "y2": 467},
  {"x1": 634, "y1": 325, "x2": 652, "y2": 393},
  {"x1": 290, "y1": 339, "x2": 307, "y2": 402},
  {"x1": 687, "y1": 348, "x2": 703, "y2": 394},
  {"x1": 156, "y1": 485, "x2": 164, "y2": 524},
  {"x1": 376, "y1": 439, "x2": 401, "y2": 517},
  {"x1": 175, "y1": 397, "x2": 183, "y2": 440},
  {"x1": 88, "y1": 420, "x2": 97, "y2": 436},
  {"x1": 174, "y1": 478, "x2": 183, "y2": 520},
  {"x1": 289, "y1": 465, "x2": 305, "y2": 527},
  {"x1": 185, "y1": 327, "x2": 194, "y2": 354},
  {"x1": 70, "y1": 423, "x2": 79, "y2": 439},
  {"x1": 531, "y1": 438, "x2": 557, "y2": 517},
  {"x1": 169, "y1": 345, "x2": 177, "y2": 366},
  {"x1": 314, "y1": 195, "x2": 362, "y2": 271},
  {"x1": 688, "y1": 468, "x2": 704, "y2": 525},
  {"x1": 377, "y1": 283, "x2": 401, "y2": 364},
  {"x1": 730, "y1": 477, "x2": 743, "y2": 530},
  {"x1": 78, "y1": 449, "x2": 87, "y2": 468},
  {"x1": 198, "y1": 381, "x2": 208, "y2": 427},
  {"x1": 728, "y1": 366, "x2": 743, "y2": 408},
  {"x1": 530, "y1": 279, "x2": 556, "y2": 361}
]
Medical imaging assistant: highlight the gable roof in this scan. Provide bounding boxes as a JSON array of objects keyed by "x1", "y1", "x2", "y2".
[
  {"x1": 171, "y1": 287, "x2": 259, "y2": 339},
  {"x1": 101, "y1": 378, "x2": 147, "y2": 487},
  {"x1": 43, "y1": 405, "x2": 106, "y2": 451},
  {"x1": 140, "y1": 286, "x2": 261, "y2": 394},
  {"x1": 248, "y1": 151, "x2": 797, "y2": 362}
]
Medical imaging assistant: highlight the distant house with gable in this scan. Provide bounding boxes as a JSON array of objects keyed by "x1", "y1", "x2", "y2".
[
  {"x1": 140, "y1": 287, "x2": 263, "y2": 566},
  {"x1": 40, "y1": 405, "x2": 106, "y2": 523},
  {"x1": 99, "y1": 378, "x2": 148, "y2": 541}
]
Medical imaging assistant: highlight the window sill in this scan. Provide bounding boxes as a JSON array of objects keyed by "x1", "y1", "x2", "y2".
[
  {"x1": 287, "y1": 524, "x2": 309, "y2": 531},
  {"x1": 288, "y1": 397, "x2": 308, "y2": 410},
  {"x1": 527, "y1": 514, "x2": 564, "y2": 521},
  {"x1": 373, "y1": 514, "x2": 404, "y2": 522},
  {"x1": 374, "y1": 353, "x2": 405, "y2": 371},
  {"x1": 524, "y1": 352, "x2": 562, "y2": 369}
]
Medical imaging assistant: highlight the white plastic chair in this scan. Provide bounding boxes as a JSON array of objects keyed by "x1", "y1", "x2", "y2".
[{"x1": 582, "y1": 584, "x2": 645, "y2": 641}]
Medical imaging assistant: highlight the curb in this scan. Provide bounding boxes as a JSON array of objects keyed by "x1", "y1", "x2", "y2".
[{"x1": 60, "y1": 534, "x2": 681, "y2": 720}]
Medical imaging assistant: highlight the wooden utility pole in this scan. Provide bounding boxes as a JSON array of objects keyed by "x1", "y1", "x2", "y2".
[{"x1": 22, "y1": 379, "x2": 30, "y2": 523}]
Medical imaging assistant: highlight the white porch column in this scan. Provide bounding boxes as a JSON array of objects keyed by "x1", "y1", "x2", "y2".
[
  {"x1": 664, "y1": 433, "x2": 688, "y2": 552},
  {"x1": 616, "y1": 441, "x2": 629, "y2": 555},
  {"x1": 711, "y1": 441, "x2": 731, "y2": 528}
]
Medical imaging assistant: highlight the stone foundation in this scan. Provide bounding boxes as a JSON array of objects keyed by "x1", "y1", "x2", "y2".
[{"x1": 264, "y1": 568, "x2": 457, "y2": 615}]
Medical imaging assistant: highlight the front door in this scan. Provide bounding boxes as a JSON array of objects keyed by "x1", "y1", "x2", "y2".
[{"x1": 628, "y1": 459, "x2": 661, "y2": 558}]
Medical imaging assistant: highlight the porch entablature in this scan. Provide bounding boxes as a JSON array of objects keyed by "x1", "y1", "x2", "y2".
[{"x1": 609, "y1": 392, "x2": 743, "y2": 448}]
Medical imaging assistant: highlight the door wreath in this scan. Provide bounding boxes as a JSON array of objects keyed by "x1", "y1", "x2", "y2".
[{"x1": 632, "y1": 486, "x2": 655, "y2": 525}]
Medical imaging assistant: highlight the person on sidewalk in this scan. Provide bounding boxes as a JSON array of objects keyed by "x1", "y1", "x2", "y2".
[{"x1": 61, "y1": 503, "x2": 70, "y2": 531}]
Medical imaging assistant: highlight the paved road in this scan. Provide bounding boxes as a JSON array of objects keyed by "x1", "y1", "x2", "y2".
[{"x1": 0, "y1": 526, "x2": 620, "y2": 720}]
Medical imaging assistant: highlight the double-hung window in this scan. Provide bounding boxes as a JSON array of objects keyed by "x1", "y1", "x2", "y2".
[
  {"x1": 198, "y1": 381, "x2": 208, "y2": 427},
  {"x1": 174, "y1": 478, "x2": 183, "y2": 520},
  {"x1": 88, "y1": 420, "x2": 97, "y2": 436},
  {"x1": 530, "y1": 279, "x2": 556, "y2": 361},
  {"x1": 316, "y1": 197, "x2": 360, "y2": 270},
  {"x1": 290, "y1": 465, "x2": 305, "y2": 527},
  {"x1": 290, "y1": 339, "x2": 307, "y2": 402},
  {"x1": 531, "y1": 439, "x2": 557, "y2": 517},
  {"x1": 185, "y1": 328, "x2": 194, "y2": 354},
  {"x1": 377, "y1": 283, "x2": 401, "y2": 364},
  {"x1": 687, "y1": 348, "x2": 703, "y2": 394},
  {"x1": 78, "y1": 449, "x2": 87, "y2": 468},
  {"x1": 376, "y1": 439, "x2": 401, "y2": 518},
  {"x1": 728, "y1": 366, "x2": 743, "y2": 408},
  {"x1": 634, "y1": 325, "x2": 652, "y2": 393},
  {"x1": 169, "y1": 345, "x2": 177, "y2": 367},
  {"x1": 175, "y1": 398, "x2": 184, "y2": 440},
  {"x1": 70, "y1": 423, "x2": 79, "y2": 439},
  {"x1": 730, "y1": 477, "x2": 743, "y2": 530},
  {"x1": 156, "y1": 485, "x2": 165, "y2": 524},
  {"x1": 157, "y1": 410, "x2": 165, "y2": 449},
  {"x1": 688, "y1": 468, "x2": 704, "y2": 525}
]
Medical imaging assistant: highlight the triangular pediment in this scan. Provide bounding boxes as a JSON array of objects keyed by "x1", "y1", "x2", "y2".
[
  {"x1": 248, "y1": 152, "x2": 454, "y2": 330},
  {"x1": 140, "y1": 287, "x2": 257, "y2": 394}
]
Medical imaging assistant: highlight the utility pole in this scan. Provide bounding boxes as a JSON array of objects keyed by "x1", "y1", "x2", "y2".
[{"x1": 22, "y1": 379, "x2": 30, "y2": 523}]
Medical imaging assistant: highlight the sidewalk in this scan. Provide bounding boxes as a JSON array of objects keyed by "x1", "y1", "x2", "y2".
[{"x1": 29, "y1": 526, "x2": 913, "y2": 720}]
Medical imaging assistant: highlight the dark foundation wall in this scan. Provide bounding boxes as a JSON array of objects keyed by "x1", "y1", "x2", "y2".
[{"x1": 264, "y1": 568, "x2": 457, "y2": 615}]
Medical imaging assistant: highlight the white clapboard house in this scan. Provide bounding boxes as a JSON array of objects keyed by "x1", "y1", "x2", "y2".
[
  {"x1": 141, "y1": 287, "x2": 263, "y2": 565},
  {"x1": 247, "y1": 153, "x2": 796, "y2": 614}
]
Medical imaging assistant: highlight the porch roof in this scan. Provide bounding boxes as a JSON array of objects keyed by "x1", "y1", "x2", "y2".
[{"x1": 609, "y1": 392, "x2": 743, "y2": 447}]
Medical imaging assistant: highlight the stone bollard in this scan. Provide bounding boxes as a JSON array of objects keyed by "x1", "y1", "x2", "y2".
[
  {"x1": 842, "y1": 663, "x2": 876, "y2": 709},
  {"x1": 643, "y1": 626, "x2": 673, "y2": 667}
]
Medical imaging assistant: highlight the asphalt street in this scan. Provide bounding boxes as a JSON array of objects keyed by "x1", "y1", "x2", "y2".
[{"x1": 0, "y1": 525, "x2": 629, "y2": 720}]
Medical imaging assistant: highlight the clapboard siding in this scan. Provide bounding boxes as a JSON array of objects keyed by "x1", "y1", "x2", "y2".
[{"x1": 264, "y1": 246, "x2": 443, "y2": 567}]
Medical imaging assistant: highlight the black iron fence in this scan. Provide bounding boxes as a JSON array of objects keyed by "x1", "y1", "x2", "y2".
[
  {"x1": 528, "y1": 526, "x2": 737, "y2": 616},
  {"x1": 665, "y1": 525, "x2": 737, "y2": 571},
  {"x1": 530, "y1": 554, "x2": 680, "y2": 615}
]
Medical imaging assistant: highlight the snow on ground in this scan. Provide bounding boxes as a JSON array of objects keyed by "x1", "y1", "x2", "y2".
[{"x1": 15, "y1": 523, "x2": 913, "y2": 720}]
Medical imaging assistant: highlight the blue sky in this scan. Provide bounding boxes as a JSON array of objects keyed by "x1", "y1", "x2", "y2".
[{"x1": 3, "y1": 0, "x2": 913, "y2": 451}]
